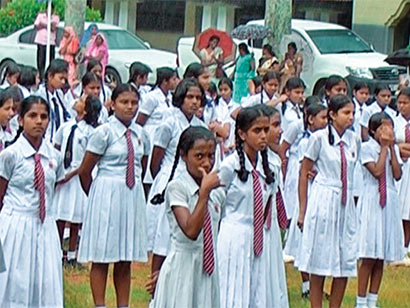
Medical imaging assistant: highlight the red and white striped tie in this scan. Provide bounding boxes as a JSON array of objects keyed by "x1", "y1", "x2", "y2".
[
  {"x1": 379, "y1": 168, "x2": 387, "y2": 208},
  {"x1": 266, "y1": 196, "x2": 272, "y2": 230},
  {"x1": 203, "y1": 207, "x2": 214, "y2": 275},
  {"x1": 125, "y1": 129, "x2": 135, "y2": 189},
  {"x1": 33, "y1": 154, "x2": 46, "y2": 223},
  {"x1": 276, "y1": 189, "x2": 289, "y2": 229},
  {"x1": 252, "y1": 169, "x2": 264, "y2": 256},
  {"x1": 340, "y1": 142, "x2": 347, "y2": 206},
  {"x1": 405, "y1": 123, "x2": 410, "y2": 143}
]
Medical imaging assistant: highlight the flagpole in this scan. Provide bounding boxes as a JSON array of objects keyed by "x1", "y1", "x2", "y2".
[{"x1": 45, "y1": 0, "x2": 52, "y2": 71}]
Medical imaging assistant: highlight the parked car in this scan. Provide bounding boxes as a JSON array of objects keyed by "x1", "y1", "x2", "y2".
[
  {"x1": 0, "y1": 22, "x2": 177, "y2": 85},
  {"x1": 177, "y1": 19, "x2": 405, "y2": 95}
]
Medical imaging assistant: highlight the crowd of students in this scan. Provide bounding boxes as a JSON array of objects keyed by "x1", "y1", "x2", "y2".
[{"x1": 0, "y1": 54, "x2": 409, "y2": 308}]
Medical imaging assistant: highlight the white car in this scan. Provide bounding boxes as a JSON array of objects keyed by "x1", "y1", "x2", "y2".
[{"x1": 0, "y1": 22, "x2": 177, "y2": 85}]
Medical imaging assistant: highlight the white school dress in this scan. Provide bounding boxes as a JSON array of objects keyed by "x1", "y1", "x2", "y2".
[
  {"x1": 217, "y1": 152, "x2": 275, "y2": 308},
  {"x1": 298, "y1": 126, "x2": 360, "y2": 277},
  {"x1": 223, "y1": 97, "x2": 240, "y2": 151},
  {"x1": 359, "y1": 101, "x2": 397, "y2": 130},
  {"x1": 395, "y1": 114, "x2": 410, "y2": 221},
  {"x1": 203, "y1": 97, "x2": 229, "y2": 125},
  {"x1": 357, "y1": 138, "x2": 404, "y2": 262},
  {"x1": 282, "y1": 100, "x2": 302, "y2": 132},
  {"x1": 0, "y1": 80, "x2": 10, "y2": 89},
  {"x1": 153, "y1": 170, "x2": 225, "y2": 308},
  {"x1": 241, "y1": 90, "x2": 280, "y2": 111},
  {"x1": 284, "y1": 130, "x2": 311, "y2": 262},
  {"x1": 53, "y1": 119, "x2": 95, "y2": 223},
  {"x1": 265, "y1": 149, "x2": 289, "y2": 308},
  {"x1": 78, "y1": 116, "x2": 149, "y2": 263},
  {"x1": 352, "y1": 97, "x2": 365, "y2": 198},
  {"x1": 146, "y1": 108, "x2": 205, "y2": 255},
  {"x1": 282, "y1": 121, "x2": 304, "y2": 220},
  {"x1": 36, "y1": 84, "x2": 73, "y2": 143},
  {"x1": 0, "y1": 135, "x2": 64, "y2": 308}
]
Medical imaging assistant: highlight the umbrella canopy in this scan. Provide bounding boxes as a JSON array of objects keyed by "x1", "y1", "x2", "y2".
[
  {"x1": 193, "y1": 28, "x2": 237, "y2": 63},
  {"x1": 231, "y1": 24, "x2": 273, "y2": 40},
  {"x1": 385, "y1": 48, "x2": 410, "y2": 67}
]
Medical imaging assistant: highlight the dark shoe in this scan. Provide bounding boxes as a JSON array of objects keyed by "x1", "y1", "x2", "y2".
[{"x1": 302, "y1": 290, "x2": 309, "y2": 299}]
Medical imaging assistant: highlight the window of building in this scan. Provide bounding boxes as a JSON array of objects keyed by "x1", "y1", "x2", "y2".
[{"x1": 136, "y1": 1, "x2": 185, "y2": 32}]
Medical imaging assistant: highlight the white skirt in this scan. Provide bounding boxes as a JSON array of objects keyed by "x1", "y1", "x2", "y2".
[
  {"x1": 0, "y1": 240, "x2": 5, "y2": 273},
  {"x1": 153, "y1": 242, "x2": 220, "y2": 308},
  {"x1": 54, "y1": 175, "x2": 87, "y2": 224},
  {"x1": 0, "y1": 208, "x2": 63, "y2": 308},
  {"x1": 283, "y1": 202, "x2": 301, "y2": 260},
  {"x1": 283, "y1": 155, "x2": 299, "y2": 220},
  {"x1": 298, "y1": 182, "x2": 358, "y2": 277},
  {"x1": 398, "y1": 161, "x2": 410, "y2": 221},
  {"x1": 78, "y1": 176, "x2": 148, "y2": 263},
  {"x1": 358, "y1": 185, "x2": 404, "y2": 262},
  {"x1": 353, "y1": 161, "x2": 364, "y2": 198}
]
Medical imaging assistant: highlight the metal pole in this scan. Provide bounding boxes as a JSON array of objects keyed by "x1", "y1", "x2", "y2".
[{"x1": 45, "y1": 0, "x2": 52, "y2": 70}]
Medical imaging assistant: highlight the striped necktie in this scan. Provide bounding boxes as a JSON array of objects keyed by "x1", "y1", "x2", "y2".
[
  {"x1": 379, "y1": 168, "x2": 387, "y2": 208},
  {"x1": 405, "y1": 123, "x2": 410, "y2": 143},
  {"x1": 276, "y1": 189, "x2": 289, "y2": 229},
  {"x1": 34, "y1": 153, "x2": 46, "y2": 223},
  {"x1": 340, "y1": 142, "x2": 347, "y2": 206},
  {"x1": 203, "y1": 206, "x2": 214, "y2": 275},
  {"x1": 125, "y1": 129, "x2": 135, "y2": 189},
  {"x1": 252, "y1": 169, "x2": 264, "y2": 256}
]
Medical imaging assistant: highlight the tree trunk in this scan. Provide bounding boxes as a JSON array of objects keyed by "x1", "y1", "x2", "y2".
[
  {"x1": 264, "y1": 0, "x2": 292, "y2": 59},
  {"x1": 64, "y1": 0, "x2": 87, "y2": 39}
]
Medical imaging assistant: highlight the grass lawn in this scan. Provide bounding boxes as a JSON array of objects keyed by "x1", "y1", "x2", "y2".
[{"x1": 64, "y1": 260, "x2": 410, "y2": 308}]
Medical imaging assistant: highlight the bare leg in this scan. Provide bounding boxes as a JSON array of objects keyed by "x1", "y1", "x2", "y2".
[
  {"x1": 357, "y1": 258, "x2": 376, "y2": 297},
  {"x1": 90, "y1": 263, "x2": 109, "y2": 307},
  {"x1": 403, "y1": 220, "x2": 410, "y2": 248},
  {"x1": 57, "y1": 220, "x2": 66, "y2": 247},
  {"x1": 310, "y1": 274, "x2": 325, "y2": 308},
  {"x1": 69, "y1": 223, "x2": 80, "y2": 253},
  {"x1": 151, "y1": 254, "x2": 166, "y2": 275},
  {"x1": 113, "y1": 261, "x2": 131, "y2": 307},
  {"x1": 329, "y1": 277, "x2": 348, "y2": 308},
  {"x1": 368, "y1": 260, "x2": 384, "y2": 294},
  {"x1": 302, "y1": 271, "x2": 310, "y2": 282}
]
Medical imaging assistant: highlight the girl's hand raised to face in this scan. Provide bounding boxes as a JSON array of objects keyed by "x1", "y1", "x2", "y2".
[
  {"x1": 379, "y1": 124, "x2": 395, "y2": 147},
  {"x1": 199, "y1": 168, "x2": 221, "y2": 196}
]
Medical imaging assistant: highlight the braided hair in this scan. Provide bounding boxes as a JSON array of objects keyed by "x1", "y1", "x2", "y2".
[
  {"x1": 327, "y1": 94, "x2": 353, "y2": 145},
  {"x1": 150, "y1": 126, "x2": 216, "y2": 204},
  {"x1": 235, "y1": 105, "x2": 274, "y2": 184}
]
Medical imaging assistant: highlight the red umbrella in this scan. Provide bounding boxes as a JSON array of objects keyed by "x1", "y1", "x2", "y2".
[{"x1": 193, "y1": 28, "x2": 237, "y2": 63}]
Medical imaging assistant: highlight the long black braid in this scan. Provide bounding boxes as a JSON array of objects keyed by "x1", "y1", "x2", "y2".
[{"x1": 235, "y1": 126, "x2": 249, "y2": 182}]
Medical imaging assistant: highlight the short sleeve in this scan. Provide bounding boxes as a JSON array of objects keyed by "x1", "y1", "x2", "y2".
[
  {"x1": 210, "y1": 187, "x2": 226, "y2": 211},
  {"x1": 86, "y1": 126, "x2": 109, "y2": 155},
  {"x1": 34, "y1": 14, "x2": 42, "y2": 26},
  {"x1": 360, "y1": 108, "x2": 371, "y2": 128},
  {"x1": 166, "y1": 180, "x2": 189, "y2": 209},
  {"x1": 242, "y1": 96, "x2": 258, "y2": 108},
  {"x1": 54, "y1": 126, "x2": 64, "y2": 147},
  {"x1": 153, "y1": 123, "x2": 172, "y2": 149},
  {"x1": 54, "y1": 154, "x2": 65, "y2": 182},
  {"x1": 218, "y1": 155, "x2": 236, "y2": 187},
  {"x1": 141, "y1": 128, "x2": 151, "y2": 156},
  {"x1": 360, "y1": 142, "x2": 378, "y2": 165},
  {"x1": 139, "y1": 92, "x2": 158, "y2": 116},
  {"x1": 394, "y1": 144, "x2": 403, "y2": 166},
  {"x1": 304, "y1": 132, "x2": 321, "y2": 162},
  {"x1": 0, "y1": 150, "x2": 16, "y2": 181},
  {"x1": 283, "y1": 121, "x2": 302, "y2": 144}
]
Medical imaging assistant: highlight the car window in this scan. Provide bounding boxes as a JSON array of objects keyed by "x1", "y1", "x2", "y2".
[
  {"x1": 306, "y1": 29, "x2": 373, "y2": 54},
  {"x1": 19, "y1": 29, "x2": 36, "y2": 44},
  {"x1": 100, "y1": 30, "x2": 148, "y2": 50}
]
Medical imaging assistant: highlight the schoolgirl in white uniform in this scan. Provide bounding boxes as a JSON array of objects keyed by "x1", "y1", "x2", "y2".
[
  {"x1": 146, "y1": 78, "x2": 206, "y2": 280},
  {"x1": 356, "y1": 112, "x2": 403, "y2": 308},
  {"x1": 127, "y1": 61, "x2": 152, "y2": 97},
  {"x1": 298, "y1": 95, "x2": 360, "y2": 308},
  {"x1": 18, "y1": 66, "x2": 40, "y2": 99},
  {"x1": 0, "y1": 90, "x2": 15, "y2": 151},
  {"x1": 36, "y1": 59, "x2": 72, "y2": 143},
  {"x1": 281, "y1": 77, "x2": 305, "y2": 132},
  {"x1": 78, "y1": 84, "x2": 149, "y2": 308},
  {"x1": 0, "y1": 62, "x2": 20, "y2": 90},
  {"x1": 53, "y1": 95, "x2": 101, "y2": 265},
  {"x1": 152, "y1": 126, "x2": 224, "y2": 308},
  {"x1": 284, "y1": 99, "x2": 327, "y2": 298},
  {"x1": 321, "y1": 75, "x2": 348, "y2": 107},
  {"x1": 393, "y1": 87, "x2": 410, "y2": 264},
  {"x1": 217, "y1": 105, "x2": 278, "y2": 308},
  {"x1": 0, "y1": 96, "x2": 65, "y2": 308},
  {"x1": 360, "y1": 84, "x2": 397, "y2": 141}
]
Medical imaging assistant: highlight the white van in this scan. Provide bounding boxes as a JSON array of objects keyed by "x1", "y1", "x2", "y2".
[{"x1": 177, "y1": 19, "x2": 404, "y2": 95}]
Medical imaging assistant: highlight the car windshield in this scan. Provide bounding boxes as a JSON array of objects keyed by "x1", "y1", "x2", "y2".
[
  {"x1": 100, "y1": 30, "x2": 148, "y2": 50},
  {"x1": 306, "y1": 29, "x2": 373, "y2": 54}
]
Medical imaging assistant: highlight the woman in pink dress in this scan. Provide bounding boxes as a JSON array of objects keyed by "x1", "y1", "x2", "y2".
[
  {"x1": 86, "y1": 33, "x2": 109, "y2": 79},
  {"x1": 59, "y1": 26, "x2": 79, "y2": 87}
]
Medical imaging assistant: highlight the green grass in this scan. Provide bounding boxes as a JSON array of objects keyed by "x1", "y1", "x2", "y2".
[{"x1": 64, "y1": 261, "x2": 410, "y2": 308}]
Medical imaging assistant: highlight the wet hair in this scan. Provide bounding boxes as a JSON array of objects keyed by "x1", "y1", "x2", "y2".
[
  {"x1": 327, "y1": 94, "x2": 352, "y2": 145},
  {"x1": 183, "y1": 63, "x2": 206, "y2": 79},
  {"x1": 46, "y1": 59, "x2": 68, "y2": 78},
  {"x1": 288, "y1": 42, "x2": 297, "y2": 51},
  {"x1": 353, "y1": 81, "x2": 370, "y2": 92},
  {"x1": 1, "y1": 61, "x2": 21, "y2": 85},
  {"x1": 18, "y1": 66, "x2": 38, "y2": 89},
  {"x1": 82, "y1": 72, "x2": 101, "y2": 89},
  {"x1": 262, "y1": 44, "x2": 276, "y2": 57},
  {"x1": 235, "y1": 105, "x2": 274, "y2": 184},
  {"x1": 374, "y1": 84, "x2": 391, "y2": 96},
  {"x1": 111, "y1": 83, "x2": 139, "y2": 102},
  {"x1": 368, "y1": 112, "x2": 393, "y2": 139},
  {"x1": 262, "y1": 71, "x2": 279, "y2": 84},
  {"x1": 128, "y1": 61, "x2": 152, "y2": 83},
  {"x1": 218, "y1": 77, "x2": 233, "y2": 91},
  {"x1": 172, "y1": 78, "x2": 206, "y2": 108},
  {"x1": 86, "y1": 58, "x2": 102, "y2": 73},
  {"x1": 304, "y1": 102, "x2": 327, "y2": 131},
  {"x1": 150, "y1": 126, "x2": 216, "y2": 204},
  {"x1": 153, "y1": 67, "x2": 176, "y2": 89},
  {"x1": 238, "y1": 43, "x2": 250, "y2": 55},
  {"x1": 83, "y1": 95, "x2": 102, "y2": 128},
  {"x1": 398, "y1": 87, "x2": 410, "y2": 99},
  {"x1": 325, "y1": 75, "x2": 347, "y2": 93}
]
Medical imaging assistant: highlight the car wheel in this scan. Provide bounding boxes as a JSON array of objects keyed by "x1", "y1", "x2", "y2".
[
  {"x1": 0, "y1": 60, "x2": 16, "y2": 84},
  {"x1": 105, "y1": 67, "x2": 121, "y2": 88}
]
